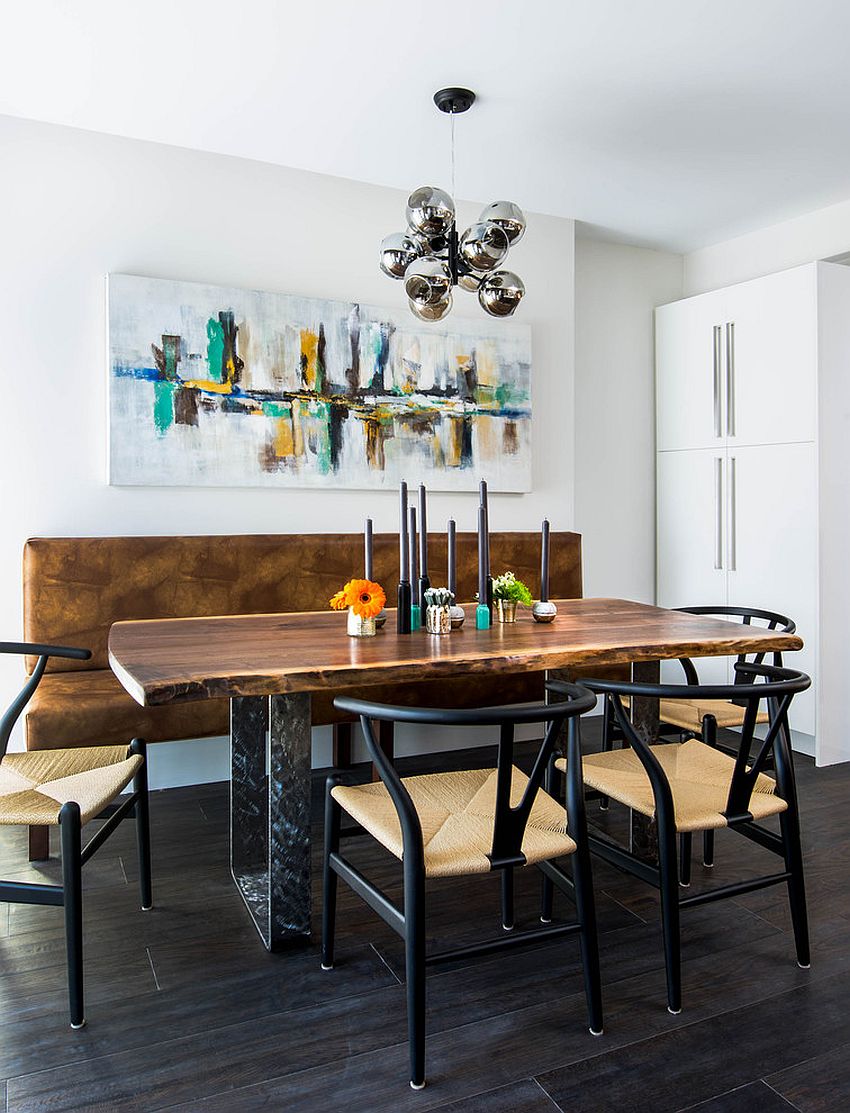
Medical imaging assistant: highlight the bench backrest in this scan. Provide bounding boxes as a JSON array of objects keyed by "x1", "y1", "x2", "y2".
[{"x1": 23, "y1": 532, "x2": 582, "y2": 673}]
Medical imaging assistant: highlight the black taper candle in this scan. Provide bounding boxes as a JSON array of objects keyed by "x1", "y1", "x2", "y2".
[
  {"x1": 409, "y1": 507, "x2": 419, "y2": 606},
  {"x1": 365, "y1": 517, "x2": 373, "y2": 581},
  {"x1": 418, "y1": 484, "x2": 430, "y2": 600},
  {"x1": 399, "y1": 481, "x2": 409, "y2": 582},
  {"x1": 477, "y1": 505, "x2": 487, "y2": 607},
  {"x1": 482, "y1": 500, "x2": 493, "y2": 618},
  {"x1": 540, "y1": 518, "x2": 550, "y2": 603},
  {"x1": 418, "y1": 484, "x2": 428, "y2": 576},
  {"x1": 447, "y1": 518, "x2": 457, "y2": 597},
  {"x1": 397, "y1": 481, "x2": 411, "y2": 633}
]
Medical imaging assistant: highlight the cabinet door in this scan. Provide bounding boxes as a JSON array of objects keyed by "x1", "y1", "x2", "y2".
[
  {"x1": 656, "y1": 289, "x2": 727, "y2": 452},
  {"x1": 726, "y1": 443, "x2": 817, "y2": 736},
  {"x1": 724, "y1": 266, "x2": 817, "y2": 448},
  {"x1": 657, "y1": 448, "x2": 729, "y2": 685}
]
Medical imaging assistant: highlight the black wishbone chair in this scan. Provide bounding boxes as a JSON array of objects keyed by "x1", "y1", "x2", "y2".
[
  {"x1": 548, "y1": 662, "x2": 810, "y2": 1016},
  {"x1": 0, "y1": 642, "x2": 152, "y2": 1028},
  {"x1": 597, "y1": 607, "x2": 797, "y2": 878},
  {"x1": 323, "y1": 685, "x2": 602, "y2": 1091}
]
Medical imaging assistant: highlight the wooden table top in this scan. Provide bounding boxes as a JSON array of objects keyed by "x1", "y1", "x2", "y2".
[{"x1": 108, "y1": 597, "x2": 803, "y2": 707}]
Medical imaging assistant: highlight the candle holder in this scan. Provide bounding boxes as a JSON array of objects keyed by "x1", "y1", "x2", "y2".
[
  {"x1": 410, "y1": 603, "x2": 422, "y2": 631},
  {"x1": 397, "y1": 581, "x2": 412, "y2": 634},
  {"x1": 476, "y1": 604, "x2": 491, "y2": 630},
  {"x1": 532, "y1": 600, "x2": 558, "y2": 624}
]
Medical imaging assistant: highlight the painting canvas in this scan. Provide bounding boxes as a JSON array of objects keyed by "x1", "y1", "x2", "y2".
[{"x1": 107, "y1": 274, "x2": 532, "y2": 490}]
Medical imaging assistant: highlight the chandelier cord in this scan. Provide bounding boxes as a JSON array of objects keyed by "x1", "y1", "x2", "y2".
[{"x1": 450, "y1": 108, "x2": 456, "y2": 207}]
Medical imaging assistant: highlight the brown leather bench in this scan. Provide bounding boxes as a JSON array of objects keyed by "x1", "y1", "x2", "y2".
[{"x1": 22, "y1": 531, "x2": 585, "y2": 858}]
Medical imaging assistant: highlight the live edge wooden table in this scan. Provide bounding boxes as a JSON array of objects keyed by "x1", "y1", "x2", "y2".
[{"x1": 107, "y1": 597, "x2": 801, "y2": 952}]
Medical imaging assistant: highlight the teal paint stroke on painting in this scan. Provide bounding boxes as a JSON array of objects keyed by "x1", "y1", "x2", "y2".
[
  {"x1": 206, "y1": 318, "x2": 224, "y2": 383},
  {"x1": 153, "y1": 381, "x2": 176, "y2": 435}
]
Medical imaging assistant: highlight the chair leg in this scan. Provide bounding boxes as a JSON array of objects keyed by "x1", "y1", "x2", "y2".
[
  {"x1": 321, "y1": 777, "x2": 342, "y2": 970},
  {"x1": 571, "y1": 846, "x2": 604, "y2": 1035},
  {"x1": 28, "y1": 824, "x2": 49, "y2": 862},
  {"x1": 332, "y1": 722, "x2": 353, "y2": 769},
  {"x1": 130, "y1": 740, "x2": 152, "y2": 911},
  {"x1": 59, "y1": 802, "x2": 85, "y2": 1029},
  {"x1": 679, "y1": 833, "x2": 692, "y2": 887},
  {"x1": 703, "y1": 829, "x2": 715, "y2": 868},
  {"x1": 404, "y1": 862, "x2": 427, "y2": 1089},
  {"x1": 501, "y1": 867, "x2": 515, "y2": 931},
  {"x1": 599, "y1": 697, "x2": 613, "y2": 810},
  {"x1": 657, "y1": 821, "x2": 682, "y2": 1014},
  {"x1": 540, "y1": 757, "x2": 558, "y2": 923},
  {"x1": 780, "y1": 807, "x2": 810, "y2": 968}
]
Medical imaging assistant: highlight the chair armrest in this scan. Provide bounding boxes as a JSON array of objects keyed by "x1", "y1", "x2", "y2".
[
  {"x1": 0, "y1": 643, "x2": 90, "y2": 757},
  {"x1": 0, "y1": 641, "x2": 91, "y2": 661}
]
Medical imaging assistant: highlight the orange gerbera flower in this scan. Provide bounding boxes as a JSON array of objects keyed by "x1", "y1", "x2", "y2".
[
  {"x1": 347, "y1": 579, "x2": 386, "y2": 620},
  {"x1": 329, "y1": 589, "x2": 349, "y2": 611},
  {"x1": 329, "y1": 579, "x2": 386, "y2": 618}
]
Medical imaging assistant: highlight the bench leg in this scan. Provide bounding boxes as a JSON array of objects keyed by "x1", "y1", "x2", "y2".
[
  {"x1": 29, "y1": 825, "x2": 50, "y2": 862},
  {"x1": 332, "y1": 722, "x2": 353, "y2": 769},
  {"x1": 371, "y1": 720, "x2": 395, "y2": 782}
]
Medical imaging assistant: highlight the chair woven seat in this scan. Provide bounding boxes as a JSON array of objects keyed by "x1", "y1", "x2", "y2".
[
  {"x1": 622, "y1": 695, "x2": 769, "y2": 733},
  {"x1": 332, "y1": 766, "x2": 576, "y2": 878},
  {"x1": 557, "y1": 739, "x2": 787, "y2": 832},
  {"x1": 0, "y1": 745, "x2": 141, "y2": 826}
]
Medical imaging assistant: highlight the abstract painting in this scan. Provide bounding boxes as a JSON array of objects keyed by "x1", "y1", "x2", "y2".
[{"x1": 107, "y1": 274, "x2": 532, "y2": 490}]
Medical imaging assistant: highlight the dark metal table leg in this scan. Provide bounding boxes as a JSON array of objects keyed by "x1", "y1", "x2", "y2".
[
  {"x1": 230, "y1": 692, "x2": 312, "y2": 950},
  {"x1": 630, "y1": 660, "x2": 661, "y2": 862}
]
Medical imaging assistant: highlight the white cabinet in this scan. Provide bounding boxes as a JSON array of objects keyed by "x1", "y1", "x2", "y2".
[
  {"x1": 656, "y1": 449, "x2": 732, "y2": 688},
  {"x1": 656, "y1": 289, "x2": 726, "y2": 452},
  {"x1": 656, "y1": 262, "x2": 850, "y2": 764},
  {"x1": 656, "y1": 266, "x2": 817, "y2": 453},
  {"x1": 727, "y1": 268, "x2": 817, "y2": 447},
  {"x1": 726, "y1": 444, "x2": 817, "y2": 735}
]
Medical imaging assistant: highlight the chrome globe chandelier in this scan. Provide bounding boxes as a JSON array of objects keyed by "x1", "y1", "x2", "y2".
[{"x1": 379, "y1": 87, "x2": 526, "y2": 322}]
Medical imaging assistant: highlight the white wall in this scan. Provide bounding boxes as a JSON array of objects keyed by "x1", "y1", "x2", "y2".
[
  {"x1": 574, "y1": 235, "x2": 683, "y2": 603},
  {"x1": 684, "y1": 194, "x2": 850, "y2": 295},
  {"x1": 0, "y1": 114, "x2": 576, "y2": 786}
]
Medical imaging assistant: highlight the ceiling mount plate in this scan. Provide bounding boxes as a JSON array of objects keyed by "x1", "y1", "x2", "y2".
[{"x1": 434, "y1": 87, "x2": 476, "y2": 114}]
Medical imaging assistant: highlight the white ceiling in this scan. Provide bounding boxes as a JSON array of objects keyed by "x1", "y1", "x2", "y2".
[{"x1": 3, "y1": 0, "x2": 850, "y2": 252}]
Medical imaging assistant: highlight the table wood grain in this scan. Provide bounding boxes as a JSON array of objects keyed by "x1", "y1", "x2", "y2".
[{"x1": 108, "y1": 597, "x2": 803, "y2": 707}]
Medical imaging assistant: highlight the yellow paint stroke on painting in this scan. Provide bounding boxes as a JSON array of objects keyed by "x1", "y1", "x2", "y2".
[
  {"x1": 431, "y1": 432, "x2": 445, "y2": 469},
  {"x1": 475, "y1": 414, "x2": 499, "y2": 460},
  {"x1": 274, "y1": 415, "x2": 295, "y2": 458},
  {"x1": 182, "y1": 379, "x2": 233, "y2": 394},
  {"x1": 291, "y1": 400, "x2": 305, "y2": 457},
  {"x1": 445, "y1": 415, "x2": 464, "y2": 467},
  {"x1": 475, "y1": 341, "x2": 499, "y2": 388},
  {"x1": 300, "y1": 330, "x2": 319, "y2": 389}
]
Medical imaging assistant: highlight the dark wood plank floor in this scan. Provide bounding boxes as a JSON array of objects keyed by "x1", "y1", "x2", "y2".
[{"x1": 1, "y1": 724, "x2": 848, "y2": 1112}]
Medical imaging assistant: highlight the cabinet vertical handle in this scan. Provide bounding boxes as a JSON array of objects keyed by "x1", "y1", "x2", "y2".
[
  {"x1": 713, "y1": 325, "x2": 722, "y2": 437},
  {"x1": 728, "y1": 455, "x2": 737, "y2": 571},
  {"x1": 714, "y1": 456, "x2": 723, "y2": 570},
  {"x1": 726, "y1": 322, "x2": 736, "y2": 436}
]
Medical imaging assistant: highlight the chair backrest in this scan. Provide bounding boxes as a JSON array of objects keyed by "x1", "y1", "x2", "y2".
[
  {"x1": 560, "y1": 663, "x2": 810, "y2": 823},
  {"x1": 675, "y1": 606, "x2": 796, "y2": 686},
  {"x1": 334, "y1": 686, "x2": 596, "y2": 869}
]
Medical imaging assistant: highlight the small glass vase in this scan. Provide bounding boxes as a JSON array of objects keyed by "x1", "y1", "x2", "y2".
[
  {"x1": 425, "y1": 604, "x2": 452, "y2": 634},
  {"x1": 347, "y1": 606, "x2": 377, "y2": 637},
  {"x1": 495, "y1": 599, "x2": 518, "y2": 623}
]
